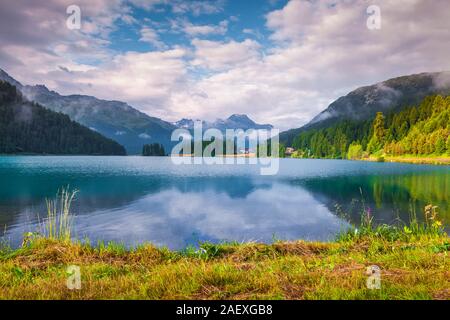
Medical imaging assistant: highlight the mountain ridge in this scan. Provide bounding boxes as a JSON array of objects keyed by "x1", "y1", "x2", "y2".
[
  {"x1": 280, "y1": 71, "x2": 450, "y2": 146},
  {"x1": 173, "y1": 114, "x2": 273, "y2": 132},
  {"x1": 0, "y1": 68, "x2": 177, "y2": 154},
  {"x1": 0, "y1": 81, "x2": 126, "y2": 155},
  {"x1": 0, "y1": 68, "x2": 274, "y2": 154}
]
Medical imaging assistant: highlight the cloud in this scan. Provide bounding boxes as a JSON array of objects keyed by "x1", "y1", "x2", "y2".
[
  {"x1": 181, "y1": 20, "x2": 228, "y2": 37},
  {"x1": 129, "y1": 0, "x2": 225, "y2": 16},
  {"x1": 0, "y1": 0, "x2": 127, "y2": 79},
  {"x1": 2, "y1": 0, "x2": 450, "y2": 132},
  {"x1": 61, "y1": 49, "x2": 188, "y2": 109},
  {"x1": 139, "y1": 26, "x2": 167, "y2": 49},
  {"x1": 164, "y1": 0, "x2": 450, "y2": 129},
  {"x1": 190, "y1": 38, "x2": 261, "y2": 71},
  {"x1": 138, "y1": 133, "x2": 152, "y2": 139},
  {"x1": 433, "y1": 71, "x2": 450, "y2": 89},
  {"x1": 171, "y1": 0, "x2": 225, "y2": 16}
]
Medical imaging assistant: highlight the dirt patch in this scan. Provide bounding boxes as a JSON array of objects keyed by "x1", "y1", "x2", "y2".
[
  {"x1": 273, "y1": 241, "x2": 332, "y2": 256},
  {"x1": 433, "y1": 288, "x2": 450, "y2": 300}
]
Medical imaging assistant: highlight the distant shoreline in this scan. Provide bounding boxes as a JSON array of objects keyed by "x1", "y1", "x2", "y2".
[
  {"x1": 288, "y1": 155, "x2": 450, "y2": 166},
  {"x1": 172, "y1": 153, "x2": 257, "y2": 158},
  {"x1": 1, "y1": 153, "x2": 449, "y2": 166},
  {"x1": 364, "y1": 155, "x2": 450, "y2": 166}
]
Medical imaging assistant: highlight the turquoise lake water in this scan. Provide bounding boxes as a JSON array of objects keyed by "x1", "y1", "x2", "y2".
[{"x1": 0, "y1": 156, "x2": 448, "y2": 249}]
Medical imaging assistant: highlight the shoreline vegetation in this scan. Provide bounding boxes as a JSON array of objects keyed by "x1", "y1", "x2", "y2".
[
  {"x1": 1, "y1": 154, "x2": 449, "y2": 168},
  {"x1": 0, "y1": 190, "x2": 448, "y2": 300},
  {"x1": 376, "y1": 155, "x2": 450, "y2": 165},
  {"x1": 285, "y1": 95, "x2": 450, "y2": 166},
  {"x1": 0, "y1": 82, "x2": 126, "y2": 156}
]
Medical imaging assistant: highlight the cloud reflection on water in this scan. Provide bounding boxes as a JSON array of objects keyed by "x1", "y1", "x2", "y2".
[{"x1": 74, "y1": 182, "x2": 346, "y2": 249}]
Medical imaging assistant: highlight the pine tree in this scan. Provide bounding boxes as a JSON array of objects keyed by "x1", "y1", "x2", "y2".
[
  {"x1": 446, "y1": 135, "x2": 450, "y2": 154},
  {"x1": 142, "y1": 143, "x2": 166, "y2": 156},
  {"x1": 367, "y1": 112, "x2": 386, "y2": 154},
  {"x1": 347, "y1": 142, "x2": 363, "y2": 160}
]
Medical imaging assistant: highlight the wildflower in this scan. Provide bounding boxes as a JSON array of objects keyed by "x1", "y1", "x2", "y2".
[
  {"x1": 432, "y1": 221, "x2": 442, "y2": 228},
  {"x1": 195, "y1": 248, "x2": 207, "y2": 256}
]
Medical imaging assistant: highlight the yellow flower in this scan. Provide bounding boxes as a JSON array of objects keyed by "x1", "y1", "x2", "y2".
[{"x1": 433, "y1": 221, "x2": 442, "y2": 228}]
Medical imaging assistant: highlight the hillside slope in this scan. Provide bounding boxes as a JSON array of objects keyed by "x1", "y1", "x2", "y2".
[
  {"x1": 281, "y1": 72, "x2": 450, "y2": 146},
  {"x1": 174, "y1": 114, "x2": 273, "y2": 131},
  {"x1": 290, "y1": 94, "x2": 450, "y2": 160},
  {"x1": 0, "y1": 69, "x2": 176, "y2": 154},
  {"x1": 0, "y1": 81, "x2": 126, "y2": 155}
]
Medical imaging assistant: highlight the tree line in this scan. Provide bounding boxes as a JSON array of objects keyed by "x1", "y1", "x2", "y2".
[
  {"x1": 0, "y1": 81, "x2": 126, "y2": 155},
  {"x1": 142, "y1": 143, "x2": 166, "y2": 156},
  {"x1": 290, "y1": 95, "x2": 450, "y2": 159}
]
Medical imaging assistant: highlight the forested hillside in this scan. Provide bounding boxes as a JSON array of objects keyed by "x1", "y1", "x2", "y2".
[
  {"x1": 0, "y1": 68, "x2": 177, "y2": 155},
  {"x1": 0, "y1": 81, "x2": 126, "y2": 155},
  {"x1": 290, "y1": 95, "x2": 450, "y2": 159},
  {"x1": 142, "y1": 143, "x2": 166, "y2": 156},
  {"x1": 280, "y1": 72, "x2": 450, "y2": 147}
]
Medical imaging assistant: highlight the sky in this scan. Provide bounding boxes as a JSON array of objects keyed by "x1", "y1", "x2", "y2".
[{"x1": 0, "y1": 0, "x2": 449, "y2": 130}]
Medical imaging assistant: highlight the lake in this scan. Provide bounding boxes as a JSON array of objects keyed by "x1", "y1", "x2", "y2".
[{"x1": 0, "y1": 156, "x2": 448, "y2": 249}]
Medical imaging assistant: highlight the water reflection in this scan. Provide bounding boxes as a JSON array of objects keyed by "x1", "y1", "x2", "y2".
[
  {"x1": 0, "y1": 156, "x2": 448, "y2": 249},
  {"x1": 296, "y1": 172, "x2": 450, "y2": 224},
  {"x1": 74, "y1": 184, "x2": 344, "y2": 249}
]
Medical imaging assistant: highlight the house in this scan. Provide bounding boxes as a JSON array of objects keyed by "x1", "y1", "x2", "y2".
[
  {"x1": 285, "y1": 147, "x2": 295, "y2": 155},
  {"x1": 239, "y1": 148, "x2": 251, "y2": 155}
]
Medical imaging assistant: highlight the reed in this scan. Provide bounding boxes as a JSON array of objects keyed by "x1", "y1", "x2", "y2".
[
  {"x1": 40, "y1": 188, "x2": 78, "y2": 242},
  {"x1": 336, "y1": 203, "x2": 445, "y2": 242}
]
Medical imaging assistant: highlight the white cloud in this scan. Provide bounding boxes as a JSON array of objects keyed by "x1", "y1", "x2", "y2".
[
  {"x1": 2, "y1": 0, "x2": 450, "y2": 132},
  {"x1": 171, "y1": 0, "x2": 225, "y2": 16},
  {"x1": 64, "y1": 49, "x2": 188, "y2": 107},
  {"x1": 182, "y1": 20, "x2": 228, "y2": 36},
  {"x1": 129, "y1": 0, "x2": 225, "y2": 16},
  {"x1": 190, "y1": 38, "x2": 261, "y2": 71},
  {"x1": 139, "y1": 133, "x2": 152, "y2": 139},
  {"x1": 139, "y1": 26, "x2": 167, "y2": 49},
  {"x1": 164, "y1": 0, "x2": 450, "y2": 129}
]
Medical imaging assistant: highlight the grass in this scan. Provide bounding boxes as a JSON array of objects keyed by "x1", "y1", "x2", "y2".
[
  {"x1": 43, "y1": 188, "x2": 77, "y2": 242},
  {"x1": 374, "y1": 154, "x2": 450, "y2": 165},
  {"x1": 0, "y1": 190, "x2": 448, "y2": 300}
]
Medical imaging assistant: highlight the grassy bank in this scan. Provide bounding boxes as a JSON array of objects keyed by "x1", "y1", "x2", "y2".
[
  {"x1": 365, "y1": 154, "x2": 450, "y2": 165},
  {"x1": 383, "y1": 155, "x2": 450, "y2": 165},
  {"x1": 0, "y1": 235, "x2": 448, "y2": 300},
  {"x1": 0, "y1": 191, "x2": 448, "y2": 300},
  {"x1": 1, "y1": 236, "x2": 448, "y2": 300}
]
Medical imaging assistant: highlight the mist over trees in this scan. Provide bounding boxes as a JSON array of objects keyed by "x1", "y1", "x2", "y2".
[{"x1": 290, "y1": 95, "x2": 450, "y2": 159}]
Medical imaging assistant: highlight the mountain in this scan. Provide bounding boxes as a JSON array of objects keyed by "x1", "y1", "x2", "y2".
[
  {"x1": 0, "y1": 81, "x2": 126, "y2": 155},
  {"x1": 0, "y1": 68, "x2": 177, "y2": 154},
  {"x1": 173, "y1": 114, "x2": 273, "y2": 131},
  {"x1": 0, "y1": 69, "x2": 21, "y2": 88},
  {"x1": 289, "y1": 94, "x2": 450, "y2": 160},
  {"x1": 280, "y1": 71, "x2": 450, "y2": 146},
  {"x1": 174, "y1": 118, "x2": 196, "y2": 129}
]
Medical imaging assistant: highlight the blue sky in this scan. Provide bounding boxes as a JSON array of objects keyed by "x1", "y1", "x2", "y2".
[
  {"x1": 108, "y1": 0, "x2": 287, "y2": 52},
  {"x1": 0, "y1": 0, "x2": 449, "y2": 130},
  {"x1": 104, "y1": 0, "x2": 288, "y2": 59}
]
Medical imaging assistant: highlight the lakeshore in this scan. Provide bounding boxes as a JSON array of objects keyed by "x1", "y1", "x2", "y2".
[
  {"x1": 0, "y1": 233, "x2": 448, "y2": 300},
  {"x1": 0, "y1": 157, "x2": 448, "y2": 300},
  {"x1": 382, "y1": 156, "x2": 450, "y2": 166}
]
